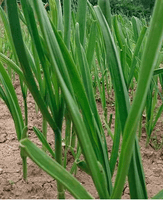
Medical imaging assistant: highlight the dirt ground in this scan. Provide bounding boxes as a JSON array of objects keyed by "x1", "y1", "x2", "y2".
[{"x1": 0, "y1": 76, "x2": 163, "y2": 199}]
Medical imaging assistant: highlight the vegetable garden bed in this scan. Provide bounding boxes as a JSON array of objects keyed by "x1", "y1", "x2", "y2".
[
  {"x1": 0, "y1": 0, "x2": 163, "y2": 199},
  {"x1": 0, "y1": 75, "x2": 163, "y2": 199}
]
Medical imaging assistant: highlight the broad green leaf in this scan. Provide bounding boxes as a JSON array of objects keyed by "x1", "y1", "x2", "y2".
[
  {"x1": 0, "y1": 53, "x2": 25, "y2": 81},
  {"x1": 77, "y1": 0, "x2": 87, "y2": 46},
  {"x1": 33, "y1": 127, "x2": 55, "y2": 158},
  {"x1": 20, "y1": 138, "x2": 93, "y2": 199},
  {"x1": 0, "y1": 61, "x2": 24, "y2": 140},
  {"x1": 153, "y1": 68, "x2": 163, "y2": 76},
  {"x1": 98, "y1": 0, "x2": 112, "y2": 29},
  {"x1": 0, "y1": 6, "x2": 19, "y2": 64},
  {"x1": 132, "y1": 16, "x2": 142, "y2": 42},
  {"x1": 86, "y1": 20, "x2": 97, "y2": 68},
  {"x1": 76, "y1": 160, "x2": 91, "y2": 175},
  {"x1": 55, "y1": 0, "x2": 63, "y2": 33},
  {"x1": 63, "y1": 0, "x2": 71, "y2": 49},
  {"x1": 152, "y1": 189, "x2": 163, "y2": 199},
  {"x1": 49, "y1": 0, "x2": 57, "y2": 27}
]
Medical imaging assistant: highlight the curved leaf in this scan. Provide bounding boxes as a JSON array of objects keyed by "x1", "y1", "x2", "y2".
[{"x1": 20, "y1": 138, "x2": 93, "y2": 199}]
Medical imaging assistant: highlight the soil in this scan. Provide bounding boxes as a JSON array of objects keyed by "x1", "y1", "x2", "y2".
[{"x1": 0, "y1": 75, "x2": 163, "y2": 199}]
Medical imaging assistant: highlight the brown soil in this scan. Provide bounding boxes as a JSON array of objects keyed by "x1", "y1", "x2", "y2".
[{"x1": 0, "y1": 76, "x2": 163, "y2": 199}]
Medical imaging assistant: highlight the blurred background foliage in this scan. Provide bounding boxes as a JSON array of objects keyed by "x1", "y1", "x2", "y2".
[
  {"x1": 109, "y1": 0, "x2": 155, "y2": 20},
  {"x1": 0, "y1": 0, "x2": 155, "y2": 20},
  {"x1": 62, "y1": 0, "x2": 155, "y2": 20},
  {"x1": 66, "y1": 0, "x2": 155, "y2": 20}
]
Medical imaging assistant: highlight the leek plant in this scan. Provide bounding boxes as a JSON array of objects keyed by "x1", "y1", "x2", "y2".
[
  {"x1": 111, "y1": 13, "x2": 163, "y2": 145},
  {"x1": 145, "y1": 77, "x2": 163, "y2": 145},
  {"x1": 1, "y1": 0, "x2": 163, "y2": 198}
]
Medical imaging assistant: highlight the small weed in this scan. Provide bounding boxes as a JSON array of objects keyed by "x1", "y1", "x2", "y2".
[
  {"x1": 150, "y1": 132, "x2": 163, "y2": 150},
  {"x1": 8, "y1": 180, "x2": 15, "y2": 185}
]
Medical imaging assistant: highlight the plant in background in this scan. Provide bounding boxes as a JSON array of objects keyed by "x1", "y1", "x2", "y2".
[
  {"x1": 109, "y1": 0, "x2": 153, "y2": 20},
  {"x1": 141, "y1": 0, "x2": 155, "y2": 10},
  {"x1": 1, "y1": 0, "x2": 163, "y2": 199},
  {"x1": 150, "y1": 131, "x2": 163, "y2": 151}
]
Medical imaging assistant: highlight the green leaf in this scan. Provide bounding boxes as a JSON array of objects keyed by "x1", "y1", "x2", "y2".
[
  {"x1": 0, "y1": 53, "x2": 25, "y2": 81},
  {"x1": 86, "y1": 20, "x2": 97, "y2": 68},
  {"x1": 109, "y1": 101, "x2": 121, "y2": 176},
  {"x1": 20, "y1": 138, "x2": 93, "y2": 199},
  {"x1": 132, "y1": 16, "x2": 142, "y2": 42},
  {"x1": 0, "y1": 6, "x2": 19, "y2": 64},
  {"x1": 153, "y1": 68, "x2": 163, "y2": 76},
  {"x1": 0, "y1": 61, "x2": 24, "y2": 140},
  {"x1": 76, "y1": 160, "x2": 91, "y2": 175},
  {"x1": 33, "y1": 127, "x2": 55, "y2": 158},
  {"x1": 127, "y1": 26, "x2": 147, "y2": 89},
  {"x1": 152, "y1": 189, "x2": 163, "y2": 199},
  {"x1": 98, "y1": 0, "x2": 112, "y2": 29},
  {"x1": 63, "y1": 0, "x2": 71, "y2": 49},
  {"x1": 77, "y1": 0, "x2": 87, "y2": 46}
]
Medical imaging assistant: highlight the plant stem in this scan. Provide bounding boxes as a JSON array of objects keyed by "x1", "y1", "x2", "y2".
[
  {"x1": 24, "y1": 97, "x2": 28, "y2": 126},
  {"x1": 55, "y1": 129, "x2": 65, "y2": 199},
  {"x1": 21, "y1": 126, "x2": 28, "y2": 181},
  {"x1": 63, "y1": 115, "x2": 71, "y2": 168},
  {"x1": 42, "y1": 117, "x2": 47, "y2": 151},
  {"x1": 138, "y1": 114, "x2": 142, "y2": 141},
  {"x1": 71, "y1": 126, "x2": 76, "y2": 149},
  {"x1": 22, "y1": 157, "x2": 27, "y2": 180}
]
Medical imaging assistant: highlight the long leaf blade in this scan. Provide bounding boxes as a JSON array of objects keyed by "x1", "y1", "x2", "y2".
[{"x1": 20, "y1": 138, "x2": 93, "y2": 199}]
